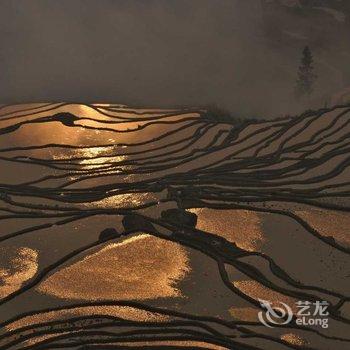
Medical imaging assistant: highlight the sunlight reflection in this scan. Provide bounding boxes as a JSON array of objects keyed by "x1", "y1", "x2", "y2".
[
  {"x1": 0, "y1": 247, "x2": 38, "y2": 298},
  {"x1": 37, "y1": 234, "x2": 190, "y2": 301},
  {"x1": 6, "y1": 305, "x2": 169, "y2": 332},
  {"x1": 190, "y1": 208, "x2": 264, "y2": 251}
]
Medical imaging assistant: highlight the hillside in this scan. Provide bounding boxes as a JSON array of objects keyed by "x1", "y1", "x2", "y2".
[{"x1": 0, "y1": 103, "x2": 349, "y2": 349}]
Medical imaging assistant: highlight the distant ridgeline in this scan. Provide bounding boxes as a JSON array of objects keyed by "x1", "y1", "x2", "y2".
[{"x1": 199, "y1": 104, "x2": 263, "y2": 125}]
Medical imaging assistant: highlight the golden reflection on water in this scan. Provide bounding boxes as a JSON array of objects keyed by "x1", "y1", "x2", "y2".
[
  {"x1": 53, "y1": 147, "x2": 126, "y2": 168},
  {"x1": 78, "y1": 156, "x2": 125, "y2": 170},
  {"x1": 190, "y1": 209, "x2": 264, "y2": 251},
  {"x1": 77, "y1": 146, "x2": 113, "y2": 158},
  {"x1": 0, "y1": 247, "x2": 38, "y2": 298},
  {"x1": 54, "y1": 146, "x2": 130, "y2": 188},
  {"x1": 295, "y1": 209, "x2": 350, "y2": 246},
  {"x1": 119, "y1": 341, "x2": 227, "y2": 349},
  {"x1": 228, "y1": 306, "x2": 259, "y2": 322},
  {"x1": 20, "y1": 332, "x2": 71, "y2": 347},
  {"x1": 6, "y1": 306, "x2": 169, "y2": 332},
  {"x1": 281, "y1": 333, "x2": 308, "y2": 346},
  {"x1": 233, "y1": 280, "x2": 297, "y2": 313},
  {"x1": 83, "y1": 192, "x2": 157, "y2": 209},
  {"x1": 7, "y1": 122, "x2": 83, "y2": 148},
  {"x1": 37, "y1": 234, "x2": 190, "y2": 301}
]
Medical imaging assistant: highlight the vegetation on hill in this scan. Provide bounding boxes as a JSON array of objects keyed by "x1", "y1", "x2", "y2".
[{"x1": 199, "y1": 104, "x2": 263, "y2": 124}]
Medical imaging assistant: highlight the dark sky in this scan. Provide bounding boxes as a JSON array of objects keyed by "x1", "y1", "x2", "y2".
[{"x1": 0, "y1": 0, "x2": 349, "y2": 117}]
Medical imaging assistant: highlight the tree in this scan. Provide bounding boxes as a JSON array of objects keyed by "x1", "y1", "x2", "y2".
[{"x1": 295, "y1": 46, "x2": 317, "y2": 99}]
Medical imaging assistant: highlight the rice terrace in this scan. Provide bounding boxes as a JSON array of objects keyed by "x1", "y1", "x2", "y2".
[
  {"x1": 0, "y1": 102, "x2": 348, "y2": 349},
  {"x1": 2, "y1": 1, "x2": 350, "y2": 349}
]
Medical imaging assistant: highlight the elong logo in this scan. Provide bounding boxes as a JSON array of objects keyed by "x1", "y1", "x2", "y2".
[{"x1": 258, "y1": 299, "x2": 329, "y2": 329}]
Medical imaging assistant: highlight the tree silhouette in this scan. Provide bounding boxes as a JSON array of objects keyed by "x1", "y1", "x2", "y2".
[{"x1": 295, "y1": 46, "x2": 317, "y2": 99}]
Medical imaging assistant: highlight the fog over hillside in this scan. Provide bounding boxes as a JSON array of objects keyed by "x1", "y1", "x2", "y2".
[{"x1": 1, "y1": 0, "x2": 350, "y2": 118}]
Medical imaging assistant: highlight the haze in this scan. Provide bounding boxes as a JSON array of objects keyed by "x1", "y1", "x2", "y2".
[{"x1": 1, "y1": 0, "x2": 350, "y2": 118}]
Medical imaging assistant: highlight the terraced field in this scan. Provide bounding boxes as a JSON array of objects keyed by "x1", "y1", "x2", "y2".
[{"x1": 0, "y1": 103, "x2": 349, "y2": 349}]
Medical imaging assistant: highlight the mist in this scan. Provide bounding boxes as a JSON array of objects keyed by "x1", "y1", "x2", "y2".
[{"x1": 1, "y1": 0, "x2": 350, "y2": 118}]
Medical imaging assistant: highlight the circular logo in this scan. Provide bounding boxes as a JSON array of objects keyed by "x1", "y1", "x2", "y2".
[{"x1": 258, "y1": 299, "x2": 293, "y2": 328}]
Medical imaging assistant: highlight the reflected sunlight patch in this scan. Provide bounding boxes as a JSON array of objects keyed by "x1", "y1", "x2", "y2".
[
  {"x1": 189, "y1": 208, "x2": 264, "y2": 251},
  {"x1": 83, "y1": 192, "x2": 157, "y2": 209},
  {"x1": 37, "y1": 234, "x2": 190, "y2": 300},
  {"x1": 281, "y1": 333, "x2": 308, "y2": 346},
  {"x1": 5, "y1": 305, "x2": 169, "y2": 332},
  {"x1": 228, "y1": 306, "x2": 259, "y2": 322},
  {"x1": 233, "y1": 280, "x2": 298, "y2": 313},
  {"x1": 118, "y1": 341, "x2": 227, "y2": 349},
  {"x1": 78, "y1": 149, "x2": 126, "y2": 170},
  {"x1": 295, "y1": 209, "x2": 350, "y2": 247},
  {"x1": 0, "y1": 247, "x2": 38, "y2": 298}
]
